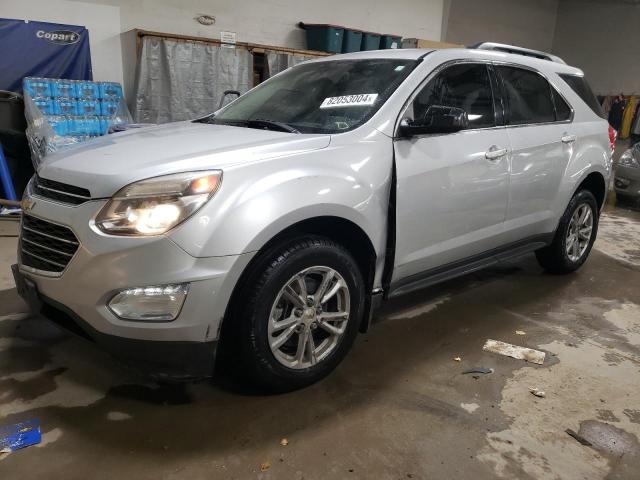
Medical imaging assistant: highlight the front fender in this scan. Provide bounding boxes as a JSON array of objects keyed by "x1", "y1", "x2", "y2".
[{"x1": 168, "y1": 138, "x2": 392, "y2": 259}]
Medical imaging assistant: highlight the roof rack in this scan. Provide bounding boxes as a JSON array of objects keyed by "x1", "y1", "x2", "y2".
[{"x1": 468, "y1": 42, "x2": 566, "y2": 65}]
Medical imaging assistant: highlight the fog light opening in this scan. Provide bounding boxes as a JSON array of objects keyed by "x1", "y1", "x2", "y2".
[{"x1": 108, "y1": 283, "x2": 189, "y2": 321}]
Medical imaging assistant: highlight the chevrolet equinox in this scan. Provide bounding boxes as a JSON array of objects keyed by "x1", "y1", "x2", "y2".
[{"x1": 13, "y1": 43, "x2": 613, "y2": 391}]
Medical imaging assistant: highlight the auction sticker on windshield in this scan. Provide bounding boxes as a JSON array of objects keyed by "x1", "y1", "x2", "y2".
[{"x1": 320, "y1": 94, "x2": 379, "y2": 109}]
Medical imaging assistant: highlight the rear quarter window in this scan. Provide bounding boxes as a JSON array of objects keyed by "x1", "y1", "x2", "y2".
[
  {"x1": 559, "y1": 74, "x2": 605, "y2": 119},
  {"x1": 551, "y1": 88, "x2": 572, "y2": 121}
]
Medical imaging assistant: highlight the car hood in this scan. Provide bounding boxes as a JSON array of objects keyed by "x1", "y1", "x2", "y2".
[{"x1": 38, "y1": 122, "x2": 331, "y2": 198}]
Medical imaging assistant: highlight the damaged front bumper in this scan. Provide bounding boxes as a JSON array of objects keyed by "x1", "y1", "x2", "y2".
[{"x1": 12, "y1": 264, "x2": 217, "y2": 381}]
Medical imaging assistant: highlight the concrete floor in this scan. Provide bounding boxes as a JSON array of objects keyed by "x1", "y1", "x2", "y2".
[{"x1": 1, "y1": 200, "x2": 640, "y2": 479}]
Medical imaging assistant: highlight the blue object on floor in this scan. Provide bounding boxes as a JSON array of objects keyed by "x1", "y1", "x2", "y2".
[
  {"x1": 0, "y1": 143, "x2": 18, "y2": 201},
  {"x1": 0, "y1": 420, "x2": 41, "y2": 452}
]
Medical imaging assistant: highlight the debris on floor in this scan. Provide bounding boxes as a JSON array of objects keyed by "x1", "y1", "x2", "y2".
[
  {"x1": 460, "y1": 403, "x2": 480, "y2": 413},
  {"x1": 483, "y1": 339, "x2": 546, "y2": 365},
  {"x1": 0, "y1": 420, "x2": 41, "y2": 453},
  {"x1": 260, "y1": 461, "x2": 271, "y2": 472},
  {"x1": 107, "y1": 411, "x2": 132, "y2": 421},
  {"x1": 570, "y1": 420, "x2": 640, "y2": 458},
  {"x1": 566, "y1": 428, "x2": 593, "y2": 446},
  {"x1": 515, "y1": 330, "x2": 526, "y2": 335},
  {"x1": 453, "y1": 357, "x2": 462, "y2": 362},
  {"x1": 280, "y1": 438, "x2": 289, "y2": 446},
  {"x1": 462, "y1": 367, "x2": 494, "y2": 375},
  {"x1": 529, "y1": 387, "x2": 546, "y2": 398}
]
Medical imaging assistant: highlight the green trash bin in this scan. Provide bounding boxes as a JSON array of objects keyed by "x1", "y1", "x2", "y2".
[
  {"x1": 361, "y1": 32, "x2": 381, "y2": 51},
  {"x1": 342, "y1": 29, "x2": 363, "y2": 53},
  {"x1": 380, "y1": 35, "x2": 402, "y2": 49},
  {"x1": 301, "y1": 23, "x2": 345, "y2": 53}
]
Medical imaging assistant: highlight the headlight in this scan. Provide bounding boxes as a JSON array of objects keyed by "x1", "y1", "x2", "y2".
[
  {"x1": 619, "y1": 149, "x2": 640, "y2": 169},
  {"x1": 95, "y1": 170, "x2": 222, "y2": 235}
]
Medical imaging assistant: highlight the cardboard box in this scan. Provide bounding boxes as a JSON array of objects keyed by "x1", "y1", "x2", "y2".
[{"x1": 401, "y1": 38, "x2": 464, "y2": 49}]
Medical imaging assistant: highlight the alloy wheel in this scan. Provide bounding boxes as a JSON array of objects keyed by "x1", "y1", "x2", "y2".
[
  {"x1": 566, "y1": 203, "x2": 594, "y2": 262},
  {"x1": 268, "y1": 266, "x2": 351, "y2": 369}
]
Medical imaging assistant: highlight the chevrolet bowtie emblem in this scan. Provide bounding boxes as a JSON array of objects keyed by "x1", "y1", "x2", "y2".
[{"x1": 21, "y1": 199, "x2": 35, "y2": 212}]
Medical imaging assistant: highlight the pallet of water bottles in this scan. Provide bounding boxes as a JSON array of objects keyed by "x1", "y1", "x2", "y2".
[{"x1": 22, "y1": 77, "x2": 132, "y2": 166}]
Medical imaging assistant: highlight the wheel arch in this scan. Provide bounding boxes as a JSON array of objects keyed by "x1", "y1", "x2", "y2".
[
  {"x1": 575, "y1": 170, "x2": 607, "y2": 211},
  {"x1": 218, "y1": 215, "x2": 378, "y2": 349}
]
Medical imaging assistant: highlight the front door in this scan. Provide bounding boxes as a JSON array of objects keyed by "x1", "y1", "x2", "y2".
[{"x1": 392, "y1": 62, "x2": 510, "y2": 285}]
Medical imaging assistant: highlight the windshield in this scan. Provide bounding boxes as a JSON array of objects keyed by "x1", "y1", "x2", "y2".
[{"x1": 205, "y1": 59, "x2": 419, "y2": 134}]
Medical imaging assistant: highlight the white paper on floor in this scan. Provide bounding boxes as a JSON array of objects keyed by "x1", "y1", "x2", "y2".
[{"x1": 483, "y1": 339, "x2": 546, "y2": 365}]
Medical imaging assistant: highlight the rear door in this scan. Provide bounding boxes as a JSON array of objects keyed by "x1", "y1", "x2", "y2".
[
  {"x1": 495, "y1": 65, "x2": 575, "y2": 240},
  {"x1": 392, "y1": 62, "x2": 511, "y2": 283}
]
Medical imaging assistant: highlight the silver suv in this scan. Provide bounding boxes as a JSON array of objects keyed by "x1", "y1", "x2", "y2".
[{"x1": 13, "y1": 44, "x2": 612, "y2": 391}]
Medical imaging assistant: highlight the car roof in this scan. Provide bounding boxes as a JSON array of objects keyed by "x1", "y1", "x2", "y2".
[
  {"x1": 308, "y1": 48, "x2": 583, "y2": 76},
  {"x1": 315, "y1": 48, "x2": 434, "y2": 60}
]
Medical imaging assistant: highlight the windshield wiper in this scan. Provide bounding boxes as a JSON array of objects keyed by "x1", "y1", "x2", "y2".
[
  {"x1": 196, "y1": 117, "x2": 300, "y2": 133},
  {"x1": 193, "y1": 114, "x2": 215, "y2": 124},
  {"x1": 245, "y1": 118, "x2": 300, "y2": 134}
]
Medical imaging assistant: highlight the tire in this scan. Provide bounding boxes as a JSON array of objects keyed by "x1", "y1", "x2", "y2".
[
  {"x1": 535, "y1": 189, "x2": 599, "y2": 274},
  {"x1": 223, "y1": 236, "x2": 365, "y2": 393}
]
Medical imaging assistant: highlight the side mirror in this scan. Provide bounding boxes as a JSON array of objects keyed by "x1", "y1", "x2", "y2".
[{"x1": 398, "y1": 105, "x2": 469, "y2": 137}]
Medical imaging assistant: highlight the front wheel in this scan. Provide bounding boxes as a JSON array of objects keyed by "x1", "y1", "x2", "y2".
[
  {"x1": 226, "y1": 237, "x2": 365, "y2": 392},
  {"x1": 536, "y1": 189, "x2": 599, "y2": 274}
]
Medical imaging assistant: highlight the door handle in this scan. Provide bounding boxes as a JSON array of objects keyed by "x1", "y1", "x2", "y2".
[
  {"x1": 485, "y1": 147, "x2": 508, "y2": 161},
  {"x1": 561, "y1": 134, "x2": 576, "y2": 144}
]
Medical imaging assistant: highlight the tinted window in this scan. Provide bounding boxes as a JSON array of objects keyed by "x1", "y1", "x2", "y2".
[
  {"x1": 497, "y1": 66, "x2": 555, "y2": 125},
  {"x1": 209, "y1": 59, "x2": 418, "y2": 134},
  {"x1": 559, "y1": 74, "x2": 605, "y2": 119},
  {"x1": 411, "y1": 63, "x2": 495, "y2": 129},
  {"x1": 552, "y1": 88, "x2": 572, "y2": 121}
]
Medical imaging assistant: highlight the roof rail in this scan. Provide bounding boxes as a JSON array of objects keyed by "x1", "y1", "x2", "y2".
[{"x1": 469, "y1": 42, "x2": 566, "y2": 65}]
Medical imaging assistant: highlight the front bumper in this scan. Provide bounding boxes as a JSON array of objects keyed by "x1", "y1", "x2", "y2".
[
  {"x1": 615, "y1": 165, "x2": 640, "y2": 199},
  {"x1": 13, "y1": 264, "x2": 216, "y2": 380},
  {"x1": 14, "y1": 196, "x2": 255, "y2": 378}
]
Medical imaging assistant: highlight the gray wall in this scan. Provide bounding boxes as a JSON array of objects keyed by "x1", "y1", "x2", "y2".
[
  {"x1": 443, "y1": 0, "x2": 559, "y2": 52},
  {"x1": 75, "y1": 0, "x2": 443, "y2": 51},
  {"x1": 4, "y1": 0, "x2": 446, "y2": 92},
  {"x1": 553, "y1": 0, "x2": 640, "y2": 95},
  {"x1": 442, "y1": 0, "x2": 640, "y2": 95}
]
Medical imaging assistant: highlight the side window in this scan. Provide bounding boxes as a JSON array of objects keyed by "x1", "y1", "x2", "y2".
[
  {"x1": 411, "y1": 63, "x2": 495, "y2": 129},
  {"x1": 552, "y1": 88, "x2": 572, "y2": 121},
  {"x1": 497, "y1": 66, "x2": 555, "y2": 125},
  {"x1": 559, "y1": 73, "x2": 605, "y2": 119}
]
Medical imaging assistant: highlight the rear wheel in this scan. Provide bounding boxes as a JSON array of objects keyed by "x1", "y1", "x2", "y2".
[
  {"x1": 225, "y1": 236, "x2": 364, "y2": 392},
  {"x1": 535, "y1": 190, "x2": 599, "y2": 274}
]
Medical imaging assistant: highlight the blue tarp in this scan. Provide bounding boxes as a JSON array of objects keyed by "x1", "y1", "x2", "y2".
[{"x1": 0, "y1": 18, "x2": 92, "y2": 93}]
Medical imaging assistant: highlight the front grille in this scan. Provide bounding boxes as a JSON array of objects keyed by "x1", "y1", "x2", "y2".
[
  {"x1": 32, "y1": 175, "x2": 92, "y2": 205},
  {"x1": 20, "y1": 215, "x2": 79, "y2": 273}
]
